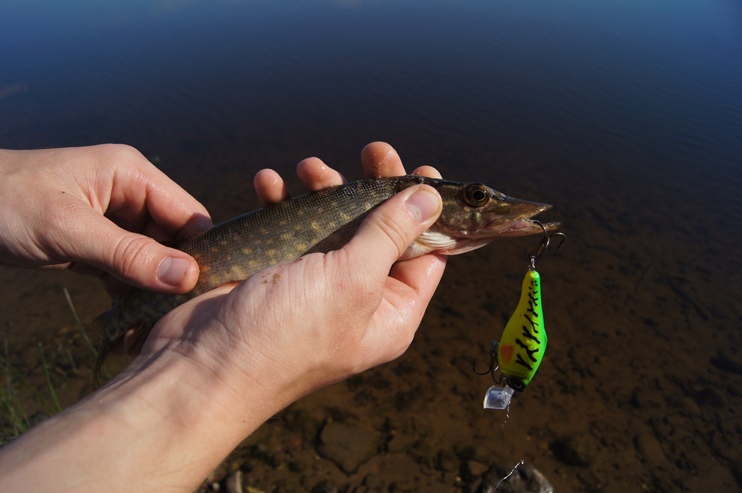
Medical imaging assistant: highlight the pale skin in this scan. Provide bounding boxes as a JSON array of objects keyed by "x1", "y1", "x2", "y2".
[{"x1": 0, "y1": 142, "x2": 447, "y2": 492}]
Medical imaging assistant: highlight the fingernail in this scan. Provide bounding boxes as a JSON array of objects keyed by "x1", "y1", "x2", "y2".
[
  {"x1": 181, "y1": 215, "x2": 213, "y2": 239},
  {"x1": 405, "y1": 187, "x2": 441, "y2": 222},
  {"x1": 158, "y1": 257, "x2": 191, "y2": 286}
]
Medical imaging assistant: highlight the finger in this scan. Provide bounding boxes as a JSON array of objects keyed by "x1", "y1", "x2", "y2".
[
  {"x1": 387, "y1": 252, "x2": 447, "y2": 302},
  {"x1": 53, "y1": 205, "x2": 200, "y2": 293},
  {"x1": 296, "y1": 157, "x2": 346, "y2": 191},
  {"x1": 411, "y1": 165, "x2": 443, "y2": 179},
  {"x1": 344, "y1": 185, "x2": 442, "y2": 277},
  {"x1": 361, "y1": 253, "x2": 448, "y2": 362},
  {"x1": 361, "y1": 142, "x2": 406, "y2": 178},
  {"x1": 107, "y1": 149, "x2": 212, "y2": 241},
  {"x1": 254, "y1": 169, "x2": 290, "y2": 207}
]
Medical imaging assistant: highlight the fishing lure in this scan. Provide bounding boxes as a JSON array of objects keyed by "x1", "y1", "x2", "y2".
[{"x1": 476, "y1": 225, "x2": 564, "y2": 410}]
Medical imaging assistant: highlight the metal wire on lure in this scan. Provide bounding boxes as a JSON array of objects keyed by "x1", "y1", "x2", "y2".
[{"x1": 477, "y1": 223, "x2": 564, "y2": 410}]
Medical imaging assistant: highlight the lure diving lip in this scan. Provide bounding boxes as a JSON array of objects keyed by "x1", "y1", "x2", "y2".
[{"x1": 483, "y1": 384, "x2": 515, "y2": 410}]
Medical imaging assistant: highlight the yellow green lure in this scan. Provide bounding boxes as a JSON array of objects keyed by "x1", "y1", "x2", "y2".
[
  {"x1": 497, "y1": 267, "x2": 546, "y2": 391},
  {"x1": 480, "y1": 228, "x2": 563, "y2": 410}
]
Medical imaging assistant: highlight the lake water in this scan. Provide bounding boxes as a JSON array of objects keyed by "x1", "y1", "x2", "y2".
[{"x1": 1, "y1": 0, "x2": 741, "y2": 491}]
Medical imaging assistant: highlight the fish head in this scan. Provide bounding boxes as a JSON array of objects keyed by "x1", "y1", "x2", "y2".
[{"x1": 401, "y1": 178, "x2": 560, "y2": 257}]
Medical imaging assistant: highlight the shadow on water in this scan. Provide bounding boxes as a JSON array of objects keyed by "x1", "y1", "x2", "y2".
[{"x1": 1, "y1": 0, "x2": 741, "y2": 491}]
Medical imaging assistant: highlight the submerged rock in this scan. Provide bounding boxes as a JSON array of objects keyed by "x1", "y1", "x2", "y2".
[
  {"x1": 481, "y1": 462, "x2": 554, "y2": 493},
  {"x1": 461, "y1": 459, "x2": 489, "y2": 483},
  {"x1": 436, "y1": 448, "x2": 460, "y2": 472},
  {"x1": 361, "y1": 473, "x2": 384, "y2": 493},
  {"x1": 692, "y1": 386, "x2": 726, "y2": 408},
  {"x1": 710, "y1": 352, "x2": 742, "y2": 375},
  {"x1": 310, "y1": 479, "x2": 339, "y2": 493},
  {"x1": 550, "y1": 433, "x2": 600, "y2": 467},
  {"x1": 316, "y1": 422, "x2": 379, "y2": 474},
  {"x1": 633, "y1": 433, "x2": 668, "y2": 465},
  {"x1": 224, "y1": 470, "x2": 243, "y2": 493}
]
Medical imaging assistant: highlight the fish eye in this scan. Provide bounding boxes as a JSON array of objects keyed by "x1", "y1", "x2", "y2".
[{"x1": 463, "y1": 184, "x2": 490, "y2": 207}]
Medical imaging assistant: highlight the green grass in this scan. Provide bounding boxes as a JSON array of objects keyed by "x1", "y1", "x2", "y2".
[
  {"x1": 1, "y1": 342, "x2": 39, "y2": 443},
  {"x1": 0, "y1": 288, "x2": 103, "y2": 445}
]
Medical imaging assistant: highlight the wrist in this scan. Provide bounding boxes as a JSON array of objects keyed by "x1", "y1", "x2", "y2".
[
  {"x1": 0, "y1": 341, "x2": 280, "y2": 493},
  {"x1": 100, "y1": 346, "x2": 276, "y2": 486}
]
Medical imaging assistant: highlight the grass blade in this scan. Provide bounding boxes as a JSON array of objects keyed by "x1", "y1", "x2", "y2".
[
  {"x1": 37, "y1": 343, "x2": 61, "y2": 413},
  {"x1": 63, "y1": 287, "x2": 97, "y2": 358}
]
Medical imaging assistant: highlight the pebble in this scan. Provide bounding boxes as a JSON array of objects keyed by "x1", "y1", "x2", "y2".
[
  {"x1": 310, "y1": 479, "x2": 339, "y2": 493},
  {"x1": 224, "y1": 470, "x2": 243, "y2": 493},
  {"x1": 436, "y1": 448, "x2": 459, "y2": 472},
  {"x1": 710, "y1": 352, "x2": 742, "y2": 374},
  {"x1": 550, "y1": 433, "x2": 600, "y2": 467},
  {"x1": 692, "y1": 386, "x2": 726, "y2": 408},
  {"x1": 461, "y1": 460, "x2": 489, "y2": 483},
  {"x1": 386, "y1": 431, "x2": 416, "y2": 454},
  {"x1": 362, "y1": 473, "x2": 384, "y2": 492},
  {"x1": 389, "y1": 480, "x2": 415, "y2": 492},
  {"x1": 481, "y1": 462, "x2": 554, "y2": 493},
  {"x1": 633, "y1": 433, "x2": 667, "y2": 464}
]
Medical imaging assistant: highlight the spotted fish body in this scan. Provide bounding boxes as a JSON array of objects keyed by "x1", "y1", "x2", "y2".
[
  {"x1": 93, "y1": 175, "x2": 557, "y2": 385},
  {"x1": 497, "y1": 269, "x2": 546, "y2": 391}
]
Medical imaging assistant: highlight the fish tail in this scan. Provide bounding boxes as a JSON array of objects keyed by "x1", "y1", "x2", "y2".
[
  {"x1": 90, "y1": 312, "x2": 109, "y2": 390},
  {"x1": 91, "y1": 321, "x2": 154, "y2": 391},
  {"x1": 91, "y1": 337, "x2": 111, "y2": 391},
  {"x1": 128, "y1": 322, "x2": 155, "y2": 355}
]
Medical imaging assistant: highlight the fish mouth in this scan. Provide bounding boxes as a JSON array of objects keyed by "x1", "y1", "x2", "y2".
[
  {"x1": 478, "y1": 200, "x2": 560, "y2": 238},
  {"x1": 494, "y1": 219, "x2": 562, "y2": 237}
]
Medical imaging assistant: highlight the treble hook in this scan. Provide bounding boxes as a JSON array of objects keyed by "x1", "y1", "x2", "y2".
[
  {"x1": 472, "y1": 340, "x2": 502, "y2": 384},
  {"x1": 529, "y1": 221, "x2": 565, "y2": 270}
]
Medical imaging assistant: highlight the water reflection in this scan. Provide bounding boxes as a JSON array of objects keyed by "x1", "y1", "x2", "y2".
[{"x1": 1, "y1": 0, "x2": 741, "y2": 490}]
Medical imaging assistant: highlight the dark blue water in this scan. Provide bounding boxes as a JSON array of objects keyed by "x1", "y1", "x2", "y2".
[{"x1": 2, "y1": 1, "x2": 741, "y2": 491}]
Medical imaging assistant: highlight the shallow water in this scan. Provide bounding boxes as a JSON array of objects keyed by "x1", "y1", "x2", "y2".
[{"x1": 1, "y1": 0, "x2": 741, "y2": 491}]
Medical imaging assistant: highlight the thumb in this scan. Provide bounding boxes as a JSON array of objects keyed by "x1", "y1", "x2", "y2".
[
  {"x1": 58, "y1": 208, "x2": 200, "y2": 293},
  {"x1": 345, "y1": 184, "x2": 442, "y2": 271}
]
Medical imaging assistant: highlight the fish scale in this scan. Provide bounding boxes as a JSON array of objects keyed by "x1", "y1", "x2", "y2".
[{"x1": 92, "y1": 175, "x2": 559, "y2": 387}]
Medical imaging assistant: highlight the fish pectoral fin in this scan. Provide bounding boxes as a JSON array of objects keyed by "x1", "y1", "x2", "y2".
[
  {"x1": 401, "y1": 231, "x2": 457, "y2": 259},
  {"x1": 417, "y1": 230, "x2": 457, "y2": 250}
]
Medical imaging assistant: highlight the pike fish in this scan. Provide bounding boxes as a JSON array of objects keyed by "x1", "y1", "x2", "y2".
[{"x1": 92, "y1": 175, "x2": 559, "y2": 386}]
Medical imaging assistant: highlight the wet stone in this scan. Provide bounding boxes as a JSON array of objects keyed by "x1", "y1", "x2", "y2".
[
  {"x1": 710, "y1": 352, "x2": 742, "y2": 375},
  {"x1": 634, "y1": 433, "x2": 667, "y2": 464},
  {"x1": 408, "y1": 439, "x2": 434, "y2": 464},
  {"x1": 576, "y1": 470, "x2": 605, "y2": 492},
  {"x1": 692, "y1": 386, "x2": 726, "y2": 408},
  {"x1": 224, "y1": 470, "x2": 243, "y2": 493},
  {"x1": 731, "y1": 461, "x2": 742, "y2": 489},
  {"x1": 481, "y1": 462, "x2": 554, "y2": 493},
  {"x1": 389, "y1": 480, "x2": 415, "y2": 493},
  {"x1": 461, "y1": 460, "x2": 489, "y2": 483},
  {"x1": 317, "y1": 422, "x2": 379, "y2": 474},
  {"x1": 550, "y1": 433, "x2": 600, "y2": 467},
  {"x1": 282, "y1": 408, "x2": 322, "y2": 445},
  {"x1": 454, "y1": 444, "x2": 491, "y2": 464},
  {"x1": 630, "y1": 388, "x2": 664, "y2": 411},
  {"x1": 727, "y1": 381, "x2": 742, "y2": 398},
  {"x1": 436, "y1": 448, "x2": 459, "y2": 472},
  {"x1": 386, "y1": 431, "x2": 416, "y2": 453},
  {"x1": 310, "y1": 479, "x2": 339, "y2": 493},
  {"x1": 362, "y1": 473, "x2": 384, "y2": 493},
  {"x1": 275, "y1": 482, "x2": 301, "y2": 493}
]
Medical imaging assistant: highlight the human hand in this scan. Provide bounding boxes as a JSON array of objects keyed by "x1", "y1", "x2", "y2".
[
  {"x1": 135, "y1": 142, "x2": 446, "y2": 406},
  {"x1": 0, "y1": 143, "x2": 447, "y2": 493},
  {"x1": 0, "y1": 145, "x2": 211, "y2": 293}
]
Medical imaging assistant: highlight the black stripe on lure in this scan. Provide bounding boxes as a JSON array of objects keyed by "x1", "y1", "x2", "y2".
[{"x1": 474, "y1": 224, "x2": 565, "y2": 410}]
